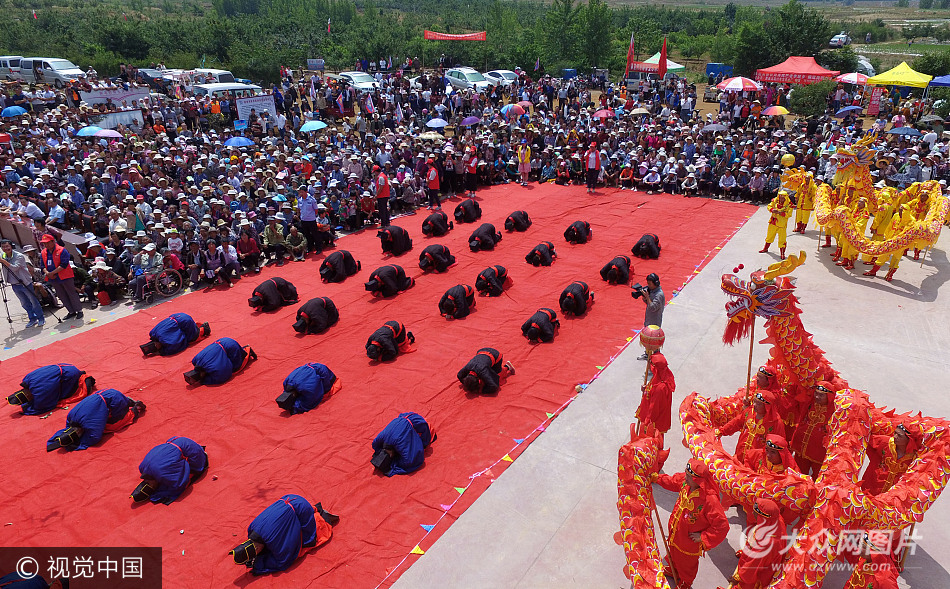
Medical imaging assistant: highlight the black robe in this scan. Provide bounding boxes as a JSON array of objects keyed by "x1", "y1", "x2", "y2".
[
  {"x1": 475, "y1": 265, "x2": 510, "y2": 297},
  {"x1": 456, "y1": 347, "x2": 505, "y2": 394},
  {"x1": 319, "y1": 250, "x2": 361, "y2": 283},
  {"x1": 365, "y1": 320, "x2": 414, "y2": 361},
  {"x1": 504, "y1": 210, "x2": 532, "y2": 232},
  {"x1": 564, "y1": 220, "x2": 592, "y2": 244},
  {"x1": 526, "y1": 241, "x2": 556, "y2": 266},
  {"x1": 418, "y1": 244, "x2": 456, "y2": 273},
  {"x1": 559, "y1": 280, "x2": 592, "y2": 316},
  {"x1": 378, "y1": 225, "x2": 413, "y2": 256},
  {"x1": 421, "y1": 211, "x2": 453, "y2": 236},
  {"x1": 439, "y1": 284, "x2": 476, "y2": 319},
  {"x1": 521, "y1": 307, "x2": 560, "y2": 342},
  {"x1": 293, "y1": 297, "x2": 339, "y2": 334},
  {"x1": 468, "y1": 223, "x2": 502, "y2": 252},
  {"x1": 365, "y1": 264, "x2": 414, "y2": 297},
  {"x1": 600, "y1": 255, "x2": 632, "y2": 284},
  {"x1": 249, "y1": 277, "x2": 298, "y2": 312},
  {"x1": 631, "y1": 233, "x2": 661, "y2": 259},
  {"x1": 453, "y1": 198, "x2": 481, "y2": 224}
]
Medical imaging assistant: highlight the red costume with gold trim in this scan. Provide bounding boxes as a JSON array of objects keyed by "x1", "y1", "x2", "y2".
[
  {"x1": 861, "y1": 426, "x2": 919, "y2": 496},
  {"x1": 729, "y1": 498, "x2": 785, "y2": 589},
  {"x1": 637, "y1": 353, "x2": 675, "y2": 436},
  {"x1": 790, "y1": 381, "x2": 836, "y2": 478},
  {"x1": 720, "y1": 390, "x2": 786, "y2": 468}
]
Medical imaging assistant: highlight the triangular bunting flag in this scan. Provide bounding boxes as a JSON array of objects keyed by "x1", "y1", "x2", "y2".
[
  {"x1": 440, "y1": 503, "x2": 453, "y2": 511},
  {"x1": 502, "y1": 454, "x2": 513, "y2": 462},
  {"x1": 596, "y1": 366, "x2": 604, "y2": 370},
  {"x1": 536, "y1": 425, "x2": 546, "y2": 432},
  {"x1": 454, "y1": 487, "x2": 465, "y2": 494},
  {"x1": 484, "y1": 468, "x2": 496, "y2": 478},
  {"x1": 411, "y1": 545, "x2": 425, "y2": 555},
  {"x1": 421, "y1": 524, "x2": 435, "y2": 532},
  {"x1": 513, "y1": 438, "x2": 525, "y2": 444},
  {"x1": 546, "y1": 412, "x2": 555, "y2": 418},
  {"x1": 626, "y1": 337, "x2": 633, "y2": 342}
]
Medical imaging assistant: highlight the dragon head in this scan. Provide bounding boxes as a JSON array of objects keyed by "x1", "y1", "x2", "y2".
[
  {"x1": 721, "y1": 252, "x2": 807, "y2": 345},
  {"x1": 833, "y1": 133, "x2": 878, "y2": 184}
]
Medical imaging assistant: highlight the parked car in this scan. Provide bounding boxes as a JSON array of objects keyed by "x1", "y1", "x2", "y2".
[
  {"x1": 337, "y1": 71, "x2": 379, "y2": 92},
  {"x1": 830, "y1": 32, "x2": 852, "y2": 48},
  {"x1": 445, "y1": 67, "x2": 494, "y2": 92},
  {"x1": 194, "y1": 68, "x2": 237, "y2": 84},
  {"x1": 20, "y1": 58, "x2": 86, "y2": 87},
  {"x1": 132, "y1": 68, "x2": 177, "y2": 94},
  {"x1": 192, "y1": 82, "x2": 262, "y2": 99},
  {"x1": 0, "y1": 56, "x2": 24, "y2": 81},
  {"x1": 703, "y1": 86, "x2": 721, "y2": 103},
  {"x1": 484, "y1": 69, "x2": 518, "y2": 88}
]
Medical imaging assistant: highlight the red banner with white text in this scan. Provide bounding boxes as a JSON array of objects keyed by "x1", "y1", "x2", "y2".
[{"x1": 424, "y1": 30, "x2": 487, "y2": 41}]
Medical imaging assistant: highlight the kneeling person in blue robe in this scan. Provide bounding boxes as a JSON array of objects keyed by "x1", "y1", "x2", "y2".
[
  {"x1": 231, "y1": 494, "x2": 340, "y2": 575},
  {"x1": 132, "y1": 436, "x2": 209, "y2": 504},
  {"x1": 184, "y1": 337, "x2": 257, "y2": 386},
  {"x1": 277, "y1": 363, "x2": 342, "y2": 414},
  {"x1": 47, "y1": 388, "x2": 146, "y2": 452},
  {"x1": 8, "y1": 363, "x2": 96, "y2": 416},
  {"x1": 371, "y1": 412, "x2": 436, "y2": 476},
  {"x1": 141, "y1": 313, "x2": 211, "y2": 356}
]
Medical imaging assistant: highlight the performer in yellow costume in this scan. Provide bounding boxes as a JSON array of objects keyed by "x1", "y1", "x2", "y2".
[
  {"x1": 759, "y1": 190, "x2": 792, "y2": 259},
  {"x1": 835, "y1": 197, "x2": 869, "y2": 270},
  {"x1": 793, "y1": 176, "x2": 815, "y2": 234},
  {"x1": 864, "y1": 204, "x2": 913, "y2": 282}
]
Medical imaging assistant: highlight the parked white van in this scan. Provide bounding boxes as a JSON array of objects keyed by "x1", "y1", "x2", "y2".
[
  {"x1": 193, "y1": 68, "x2": 237, "y2": 84},
  {"x1": 20, "y1": 58, "x2": 86, "y2": 87},
  {"x1": 0, "y1": 56, "x2": 24, "y2": 81}
]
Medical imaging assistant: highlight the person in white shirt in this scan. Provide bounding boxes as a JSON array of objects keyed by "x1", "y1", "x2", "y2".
[
  {"x1": 682, "y1": 172, "x2": 698, "y2": 196},
  {"x1": 641, "y1": 168, "x2": 661, "y2": 194},
  {"x1": 719, "y1": 169, "x2": 737, "y2": 200}
]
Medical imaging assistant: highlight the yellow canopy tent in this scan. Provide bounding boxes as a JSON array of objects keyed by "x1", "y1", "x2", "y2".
[{"x1": 867, "y1": 61, "x2": 933, "y2": 88}]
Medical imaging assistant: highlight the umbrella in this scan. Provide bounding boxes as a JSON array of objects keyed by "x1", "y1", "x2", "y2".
[
  {"x1": 835, "y1": 105, "x2": 863, "y2": 117},
  {"x1": 75, "y1": 126, "x2": 103, "y2": 137},
  {"x1": 886, "y1": 127, "x2": 922, "y2": 137},
  {"x1": 836, "y1": 72, "x2": 869, "y2": 85},
  {"x1": 1, "y1": 106, "x2": 27, "y2": 118},
  {"x1": 460, "y1": 116, "x2": 481, "y2": 126},
  {"x1": 593, "y1": 109, "x2": 616, "y2": 119},
  {"x1": 300, "y1": 120, "x2": 328, "y2": 132},
  {"x1": 517, "y1": 100, "x2": 533, "y2": 109},
  {"x1": 500, "y1": 104, "x2": 525, "y2": 118},
  {"x1": 630, "y1": 107, "x2": 650, "y2": 115},
  {"x1": 94, "y1": 129, "x2": 123, "y2": 138},
  {"x1": 702, "y1": 123, "x2": 728, "y2": 132},
  {"x1": 762, "y1": 106, "x2": 788, "y2": 116},
  {"x1": 426, "y1": 119, "x2": 448, "y2": 128},
  {"x1": 419, "y1": 131, "x2": 443, "y2": 141},
  {"x1": 224, "y1": 136, "x2": 255, "y2": 147},
  {"x1": 918, "y1": 114, "x2": 943, "y2": 123},
  {"x1": 716, "y1": 77, "x2": 762, "y2": 92}
]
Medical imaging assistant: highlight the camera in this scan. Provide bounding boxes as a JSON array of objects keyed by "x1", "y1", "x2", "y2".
[{"x1": 631, "y1": 283, "x2": 645, "y2": 299}]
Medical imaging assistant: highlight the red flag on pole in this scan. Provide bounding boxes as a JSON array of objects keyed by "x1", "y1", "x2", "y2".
[
  {"x1": 623, "y1": 32, "x2": 635, "y2": 81},
  {"x1": 32, "y1": 9, "x2": 38, "y2": 19},
  {"x1": 327, "y1": 17, "x2": 331, "y2": 34},
  {"x1": 658, "y1": 37, "x2": 668, "y2": 79}
]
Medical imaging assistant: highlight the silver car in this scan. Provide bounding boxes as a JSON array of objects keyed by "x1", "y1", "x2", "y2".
[
  {"x1": 484, "y1": 69, "x2": 518, "y2": 88},
  {"x1": 445, "y1": 67, "x2": 494, "y2": 92}
]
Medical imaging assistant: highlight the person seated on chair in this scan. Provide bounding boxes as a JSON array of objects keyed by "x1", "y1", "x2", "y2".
[
  {"x1": 559, "y1": 280, "x2": 594, "y2": 316},
  {"x1": 184, "y1": 337, "x2": 257, "y2": 386},
  {"x1": 631, "y1": 233, "x2": 661, "y2": 259},
  {"x1": 131, "y1": 436, "x2": 208, "y2": 505},
  {"x1": 475, "y1": 265, "x2": 511, "y2": 297},
  {"x1": 457, "y1": 348, "x2": 514, "y2": 395},
  {"x1": 88, "y1": 259, "x2": 126, "y2": 305},
  {"x1": 371, "y1": 412, "x2": 436, "y2": 476},
  {"x1": 231, "y1": 494, "x2": 339, "y2": 576},
  {"x1": 504, "y1": 210, "x2": 532, "y2": 232},
  {"x1": 521, "y1": 308, "x2": 560, "y2": 342},
  {"x1": 421, "y1": 210, "x2": 453, "y2": 236},
  {"x1": 525, "y1": 241, "x2": 556, "y2": 266},
  {"x1": 563, "y1": 220, "x2": 592, "y2": 244},
  {"x1": 439, "y1": 284, "x2": 476, "y2": 319},
  {"x1": 319, "y1": 250, "x2": 360, "y2": 283},
  {"x1": 600, "y1": 255, "x2": 632, "y2": 284},
  {"x1": 378, "y1": 225, "x2": 413, "y2": 256},
  {"x1": 46, "y1": 388, "x2": 146, "y2": 452},
  {"x1": 129, "y1": 242, "x2": 163, "y2": 302},
  {"x1": 365, "y1": 320, "x2": 415, "y2": 361},
  {"x1": 248, "y1": 277, "x2": 298, "y2": 311},
  {"x1": 8, "y1": 364, "x2": 96, "y2": 416},
  {"x1": 364, "y1": 264, "x2": 414, "y2": 297},
  {"x1": 141, "y1": 312, "x2": 210, "y2": 356},
  {"x1": 276, "y1": 363, "x2": 342, "y2": 414},
  {"x1": 468, "y1": 223, "x2": 502, "y2": 252},
  {"x1": 418, "y1": 244, "x2": 456, "y2": 273},
  {"x1": 293, "y1": 297, "x2": 339, "y2": 334},
  {"x1": 453, "y1": 198, "x2": 481, "y2": 224}
]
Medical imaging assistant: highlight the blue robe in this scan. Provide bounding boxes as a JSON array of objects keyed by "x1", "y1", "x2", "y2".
[
  {"x1": 48, "y1": 388, "x2": 131, "y2": 451},
  {"x1": 247, "y1": 495, "x2": 317, "y2": 575},
  {"x1": 282, "y1": 363, "x2": 336, "y2": 414},
  {"x1": 19, "y1": 363, "x2": 84, "y2": 415},
  {"x1": 0, "y1": 572, "x2": 50, "y2": 588},
  {"x1": 372, "y1": 412, "x2": 433, "y2": 476},
  {"x1": 191, "y1": 338, "x2": 247, "y2": 385},
  {"x1": 138, "y1": 436, "x2": 208, "y2": 504},
  {"x1": 149, "y1": 313, "x2": 200, "y2": 356}
]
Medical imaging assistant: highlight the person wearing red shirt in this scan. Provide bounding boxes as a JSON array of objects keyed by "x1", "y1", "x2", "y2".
[
  {"x1": 719, "y1": 389, "x2": 786, "y2": 469},
  {"x1": 374, "y1": 165, "x2": 391, "y2": 227},
  {"x1": 727, "y1": 498, "x2": 785, "y2": 589},
  {"x1": 861, "y1": 423, "x2": 920, "y2": 496},
  {"x1": 426, "y1": 158, "x2": 441, "y2": 210},
  {"x1": 584, "y1": 142, "x2": 601, "y2": 194},
  {"x1": 790, "y1": 382, "x2": 835, "y2": 478}
]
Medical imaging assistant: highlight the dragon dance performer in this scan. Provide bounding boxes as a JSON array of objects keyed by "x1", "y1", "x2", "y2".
[
  {"x1": 793, "y1": 174, "x2": 816, "y2": 234},
  {"x1": 131, "y1": 436, "x2": 209, "y2": 504},
  {"x1": 231, "y1": 495, "x2": 339, "y2": 575},
  {"x1": 906, "y1": 190, "x2": 932, "y2": 260},
  {"x1": 862, "y1": 192, "x2": 896, "y2": 265},
  {"x1": 864, "y1": 204, "x2": 914, "y2": 282},
  {"x1": 370, "y1": 411, "x2": 436, "y2": 476},
  {"x1": 842, "y1": 534, "x2": 900, "y2": 589},
  {"x1": 744, "y1": 434, "x2": 803, "y2": 524},
  {"x1": 835, "y1": 197, "x2": 870, "y2": 270},
  {"x1": 47, "y1": 389, "x2": 146, "y2": 451},
  {"x1": 790, "y1": 382, "x2": 835, "y2": 478},
  {"x1": 718, "y1": 389, "x2": 785, "y2": 468},
  {"x1": 637, "y1": 352, "x2": 675, "y2": 445},
  {"x1": 653, "y1": 459, "x2": 729, "y2": 589},
  {"x1": 861, "y1": 423, "x2": 920, "y2": 496},
  {"x1": 727, "y1": 498, "x2": 785, "y2": 589},
  {"x1": 759, "y1": 190, "x2": 792, "y2": 260}
]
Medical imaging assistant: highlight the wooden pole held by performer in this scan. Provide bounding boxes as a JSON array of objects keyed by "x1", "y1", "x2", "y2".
[
  {"x1": 745, "y1": 318, "x2": 755, "y2": 400},
  {"x1": 899, "y1": 523, "x2": 916, "y2": 570},
  {"x1": 651, "y1": 495, "x2": 681, "y2": 589},
  {"x1": 920, "y1": 246, "x2": 931, "y2": 268}
]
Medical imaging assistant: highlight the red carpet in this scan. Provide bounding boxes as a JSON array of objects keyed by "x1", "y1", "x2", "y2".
[{"x1": 0, "y1": 184, "x2": 753, "y2": 588}]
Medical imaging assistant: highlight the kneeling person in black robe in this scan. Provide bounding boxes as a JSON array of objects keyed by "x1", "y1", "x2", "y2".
[
  {"x1": 418, "y1": 244, "x2": 456, "y2": 273},
  {"x1": 505, "y1": 210, "x2": 532, "y2": 232},
  {"x1": 559, "y1": 280, "x2": 594, "y2": 316},
  {"x1": 319, "y1": 250, "x2": 360, "y2": 283},
  {"x1": 364, "y1": 264, "x2": 415, "y2": 297},
  {"x1": 475, "y1": 265, "x2": 511, "y2": 296},
  {"x1": 439, "y1": 284, "x2": 476, "y2": 319},
  {"x1": 631, "y1": 233, "x2": 661, "y2": 259},
  {"x1": 366, "y1": 320, "x2": 416, "y2": 361},
  {"x1": 521, "y1": 308, "x2": 560, "y2": 342},
  {"x1": 454, "y1": 198, "x2": 481, "y2": 224},
  {"x1": 421, "y1": 210, "x2": 453, "y2": 236},
  {"x1": 600, "y1": 255, "x2": 632, "y2": 284},
  {"x1": 526, "y1": 241, "x2": 557, "y2": 266},
  {"x1": 248, "y1": 277, "x2": 298, "y2": 311},
  {"x1": 564, "y1": 220, "x2": 592, "y2": 244},
  {"x1": 468, "y1": 223, "x2": 502, "y2": 252},
  {"x1": 293, "y1": 297, "x2": 339, "y2": 334},
  {"x1": 457, "y1": 348, "x2": 515, "y2": 395},
  {"x1": 378, "y1": 225, "x2": 413, "y2": 256}
]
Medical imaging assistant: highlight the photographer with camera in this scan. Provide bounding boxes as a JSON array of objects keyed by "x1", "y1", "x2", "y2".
[
  {"x1": 632, "y1": 273, "x2": 664, "y2": 360},
  {"x1": 0, "y1": 239, "x2": 45, "y2": 328}
]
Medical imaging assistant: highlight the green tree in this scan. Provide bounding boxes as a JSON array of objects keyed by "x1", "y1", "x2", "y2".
[
  {"x1": 912, "y1": 51, "x2": 950, "y2": 76},
  {"x1": 544, "y1": 0, "x2": 582, "y2": 65},
  {"x1": 733, "y1": 22, "x2": 771, "y2": 75},
  {"x1": 897, "y1": 0, "x2": 909, "y2": 7},
  {"x1": 579, "y1": 0, "x2": 612, "y2": 67},
  {"x1": 920, "y1": 0, "x2": 934, "y2": 8},
  {"x1": 99, "y1": 22, "x2": 151, "y2": 60},
  {"x1": 790, "y1": 80, "x2": 834, "y2": 117},
  {"x1": 818, "y1": 46, "x2": 859, "y2": 73}
]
